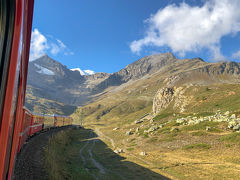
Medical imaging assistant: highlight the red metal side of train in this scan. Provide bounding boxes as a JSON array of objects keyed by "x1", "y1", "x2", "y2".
[
  {"x1": 17, "y1": 109, "x2": 73, "y2": 153},
  {"x1": 0, "y1": 1, "x2": 73, "y2": 179}
]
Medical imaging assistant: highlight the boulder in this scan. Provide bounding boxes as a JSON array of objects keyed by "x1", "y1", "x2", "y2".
[
  {"x1": 140, "y1": 151, "x2": 146, "y2": 156},
  {"x1": 114, "y1": 148, "x2": 123, "y2": 154},
  {"x1": 135, "y1": 128, "x2": 139, "y2": 132},
  {"x1": 135, "y1": 119, "x2": 143, "y2": 124},
  {"x1": 188, "y1": 120, "x2": 195, "y2": 125},
  {"x1": 147, "y1": 126, "x2": 158, "y2": 133},
  {"x1": 176, "y1": 118, "x2": 185, "y2": 124},
  {"x1": 150, "y1": 119, "x2": 154, "y2": 124},
  {"x1": 228, "y1": 124, "x2": 234, "y2": 129},
  {"x1": 224, "y1": 111, "x2": 230, "y2": 116},
  {"x1": 230, "y1": 114, "x2": 236, "y2": 119},
  {"x1": 159, "y1": 124, "x2": 164, "y2": 128},
  {"x1": 206, "y1": 126, "x2": 211, "y2": 131},
  {"x1": 126, "y1": 131, "x2": 133, "y2": 135},
  {"x1": 229, "y1": 121, "x2": 237, "y2": 126},
  {"x1": 171, "y1": 127, "x2": 179, "y2": 132},
  {"x1": 233, "y1": 125, "x2": 240, "y2": 131}
]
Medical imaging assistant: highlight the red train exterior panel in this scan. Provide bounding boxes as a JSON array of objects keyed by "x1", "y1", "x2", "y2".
[
  {"x1": 0, "y1": 0, "x2": 24, "y2": 179},
  {"x1": 0, "y1": 1, "x2": 74, "y2": 178},
  {"x1": 17, "y1": 109, "x2": 32, "y2": 152}
]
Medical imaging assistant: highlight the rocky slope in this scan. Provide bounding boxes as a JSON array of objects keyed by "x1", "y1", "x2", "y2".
[{"x1": 25, "y1": 55, "x2": 110, "y2": 114}]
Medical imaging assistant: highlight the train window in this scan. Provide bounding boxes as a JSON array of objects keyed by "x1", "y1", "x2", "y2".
[{"x1": 0, "y1": 0, "x2": 16, "y2": 123}]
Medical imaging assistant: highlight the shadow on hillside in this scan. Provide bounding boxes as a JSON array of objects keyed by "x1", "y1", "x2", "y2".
[{"x1": 78, "y1": 128, "x2": 170, "y2": 180}]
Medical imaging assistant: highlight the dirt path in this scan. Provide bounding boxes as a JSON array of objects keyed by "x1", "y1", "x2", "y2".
[
  {"x1": 79, "y1": 133, "x2": 90, "y2": 168},
  {"x1": 14, "y1": 127, "x2": 70, "y2": 180},
  {"x1": 88, "y1": 139, "x2": 106, "y2": 174},
  {"x1": 79, "y1": 131, "x2": 107, "y2": 180},
  {"x1": 95, "y1": 128, "x2": 115, "y2": 148},
  {"x1": 94, "y1": 127, "x2": 152, "y2": 166}
]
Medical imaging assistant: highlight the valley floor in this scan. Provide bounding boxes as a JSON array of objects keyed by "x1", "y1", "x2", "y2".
[
  {"x1": 85, "y1": 122, "x2": 240, "y2": 180},
  {"x1": 45, "y1": 127, "x2": 169, "y2": 180},
  {"x1": 44, "y1": 123, "x2": 240, "y2": 180}
]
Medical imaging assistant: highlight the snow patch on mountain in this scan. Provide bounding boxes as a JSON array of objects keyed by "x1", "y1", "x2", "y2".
[
  {"x1": 34, "y1": 63, "x2": 55, "y2": 75},
  {"x1": 70, "y1": 68, "x2": 85, "y2": 75},
  {"x1": 70, "y1": 68, "x2": 95, "y2": 75},
  {"x1": 84, "y1": 70, "x2": 95, "y2": 75}
]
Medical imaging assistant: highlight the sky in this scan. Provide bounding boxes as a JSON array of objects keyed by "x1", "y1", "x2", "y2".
[{"x1": 30, "y1": 0, "x2": 240, "y2": 73}]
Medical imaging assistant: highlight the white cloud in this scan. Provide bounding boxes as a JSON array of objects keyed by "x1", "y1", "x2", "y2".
[
  {"x1": 30, "y1": 28, "x2": 74, "y2": 61},
  {"x1": 50, "y1": 42, "x2": 61, "y2": 55},
  {"x1": 30, "y1": 29, "x2": 49, "y2": 61},
  {"x1": 232, "y1": 50, "x2": 240, "y2": 59},
  {"x1": 130, "y1": 0, "x2": 240, "y2": 61}
]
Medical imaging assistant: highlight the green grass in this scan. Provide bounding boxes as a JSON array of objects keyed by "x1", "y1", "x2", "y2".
[
  {"x1": 146, "y1": 137, "x2": 158, "y2": 143},
  {"x1": 153, "y1": 113, "x2": 172, "y2": 121},
  {"x1": 191, "y1": 131, "x2": 208, "y2": 136},
  {"x1": 45, "y1": 128, "x2": 93, "y2": 180},
  {"x1": 182, "y1": 121, "x2": 220, "y2": 131},
  {"x1": 208, "y1": 128, "x2": 223, "y2": 133},
  {"x1": 219, "y1": 133, "x2": 240, "y2": 143},
  {"x1": 196, "y1": 112, "x2": 215, "y2": 117},
  {"x1": 182, "y1": 143, "x2": 211, "y2": 150},
  {"x1": 157, "y1": 127, "x2": 171, "y2": 134},
  {"x1": 126, "y1": 147, "x2": 134, "y2": 151},
  {"x1": 225, "y1": 143, "x2": 234, "y2": 148}
]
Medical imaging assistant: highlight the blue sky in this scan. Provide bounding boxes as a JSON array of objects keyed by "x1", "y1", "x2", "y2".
[{"x1": 31, "y1": 0, "x2": 240, "y2": 73}]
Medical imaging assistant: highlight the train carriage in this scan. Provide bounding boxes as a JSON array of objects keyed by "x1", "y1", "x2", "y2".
[
  {"x1": 55, "y1": 115, "x2": 73, "y2": 127},
  {"x1": 17, "y1": 108, "x2": 32, "y2": 152},
  {"x1": 42, "y1": 115, "x2": 55, "y2": 129},
  {"x1": 29, "y1": 114, "x2": 44, "y2": 136}
]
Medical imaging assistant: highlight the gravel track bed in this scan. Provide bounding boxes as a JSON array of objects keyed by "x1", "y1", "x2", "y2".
[{"x1": 14, "y1": 126, "x2": 70, "y2": 180}]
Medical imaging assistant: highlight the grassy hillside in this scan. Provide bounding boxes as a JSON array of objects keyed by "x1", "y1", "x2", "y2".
[
  {"x1": 72, "y1": 68, "x2": 240, "y2": 179},
  {"x1": 25, "y1": 90, "x2": 77, "y2": 115}
]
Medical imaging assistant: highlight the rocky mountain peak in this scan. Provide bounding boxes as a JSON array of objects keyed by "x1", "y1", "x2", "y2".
[{"x1": 95, "y1": 52, "x2": 178, "y2": 91}]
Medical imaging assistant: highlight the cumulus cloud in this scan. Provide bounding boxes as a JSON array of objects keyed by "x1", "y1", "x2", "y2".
[
  {"x1": 30, "y1": 29, "x2": 48, "y2": 61},
  {"x1": 30, "y1": 28, "x2": 74, "y2": 61},
  {"x1": 232, "y1": 50, "x2": 240, "y2": 59},
  {"x1": 130, "y1": 0, "x2": 240, "y2": 61}
]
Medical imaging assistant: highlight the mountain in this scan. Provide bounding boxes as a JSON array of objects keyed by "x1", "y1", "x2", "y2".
[
  {"x1": 26, "y1": 53, "x2": 240, "y2": 115},
  {"x1": 72, "y1": 53, "x2": 240, "y2": 179},
  {"x1": 25, "y1": 55, "x2": 110, "y2": 114},
  {"x1": 93, "y1": 52, "x2": 240, "y2": 93}
]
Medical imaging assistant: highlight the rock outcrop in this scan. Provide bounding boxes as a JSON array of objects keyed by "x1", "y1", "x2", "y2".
[
  {"x1": 153, "y1": 87, "x2": 175, "y2": 115},
  {"x1": 153, "y1": 86, "x2": 192, "y2": 115}
]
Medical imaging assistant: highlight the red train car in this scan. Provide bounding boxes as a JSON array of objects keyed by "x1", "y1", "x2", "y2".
[
  {"x1": 29, "y1": 114, "x2": 44, "y2": 136},
  {"x1": 17, "y1": 108, "x2": 32, "y2": 152},
  {"x1": 0, "y1": 1, "x2": 74, "y2": 179},
  {"x1": 0, "y1": 0, "x2": 34, "y2": 179}
]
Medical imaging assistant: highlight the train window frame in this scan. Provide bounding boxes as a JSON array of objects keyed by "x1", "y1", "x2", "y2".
[{"x1": 0, "y1": 0, "x2": 16, "y2": 125}]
